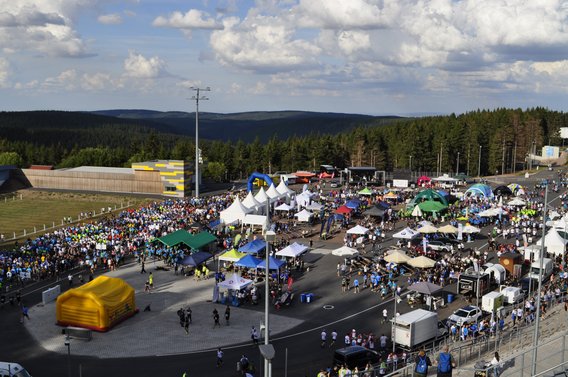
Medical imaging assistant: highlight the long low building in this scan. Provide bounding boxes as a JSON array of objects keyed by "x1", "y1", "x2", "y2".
[{"x1": 12, "y1": 160, "x2": 195, "y2": 198}]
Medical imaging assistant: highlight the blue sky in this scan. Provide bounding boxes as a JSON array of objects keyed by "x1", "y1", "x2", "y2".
[{"x1": 0, "y1": 0, "x2": 567, "y2": 116}]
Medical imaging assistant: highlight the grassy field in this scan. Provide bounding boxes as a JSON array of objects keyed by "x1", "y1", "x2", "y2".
[{"x1": 0, "y1": 190, "x2": 152, "y2": 240}]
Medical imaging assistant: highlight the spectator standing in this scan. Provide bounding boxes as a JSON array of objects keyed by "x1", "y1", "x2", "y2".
[
  {"x1": 414, "y1": 350, "x2": 432, "y2": 377},
  {"x1": 216, "y1": 348, "x2": 223, "y2": 367},
  {"x1": 435, "y1": 345, "x2": 456, "y2": 377},
  {"x1": 225, "y1": 306, "x2": 230, "y2": 325}
]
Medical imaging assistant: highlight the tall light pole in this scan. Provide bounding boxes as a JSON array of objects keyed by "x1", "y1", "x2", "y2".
[
  {"x1": 532, "y1": 184, "x2": 548, "y2": 376},
  {"x1": 65, "y1": 335, "x2": 71, "y2": 377},
  {"x1": 191, "y1": 86, "x2": 210, "y2": 198},
  {"x1": 478, "y1": 145, "x2": 482, "y2": 177},
  {"x1": 409, "y1": 155, "x2": 413, "y2": 171},
  {"x1": 263, "y1": 197, "x2": 276, "y2": 377}
]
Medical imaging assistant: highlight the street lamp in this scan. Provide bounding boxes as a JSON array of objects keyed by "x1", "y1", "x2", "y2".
[
  {"x1": 478, "y1": 145, "x2": 482, "y2": 177},
  {"x1": 392, "y1": 292, "x2": 401, "y2": 353},
  {"x1": 65, "y1": 335, "x2": 71, "y2": 377},
  {"x1": 190, "y1": 86, "x2": 210, "y2": 198},
  {"x1": 264, "y1": 229, "x2": 276, "y2": 377}
]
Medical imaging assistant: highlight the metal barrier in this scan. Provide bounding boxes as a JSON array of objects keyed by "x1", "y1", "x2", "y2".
[{"x1": 63, "y1": 326, "x2": 92, "y2": 341}]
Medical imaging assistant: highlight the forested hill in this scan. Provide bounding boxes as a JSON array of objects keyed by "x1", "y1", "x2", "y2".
[{"x1": 91, "y1": 109, "x2": 397, "y2": 141}]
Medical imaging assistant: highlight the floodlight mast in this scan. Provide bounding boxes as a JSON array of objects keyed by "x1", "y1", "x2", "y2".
[{"x1": 190, "y1": 86, "x2": 210, "y2": 198}]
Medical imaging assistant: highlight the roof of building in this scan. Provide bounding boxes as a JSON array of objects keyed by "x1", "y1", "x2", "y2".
[{"x1": 63, "y1": 166, "x2": 134, "y2": 174}]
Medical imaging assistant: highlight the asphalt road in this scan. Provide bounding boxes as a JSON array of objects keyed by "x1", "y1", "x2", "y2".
[{"x1": 1, "y1": 168, "x2": 562, "y2": 377}]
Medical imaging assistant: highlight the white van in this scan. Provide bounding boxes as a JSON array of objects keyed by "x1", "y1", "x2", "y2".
[
  {"x1": 0, "y1": 362, "x2": 32, "y2": 377},
  {"x1": 528, "y1": 258, "x2": 553, "y2": 281}
]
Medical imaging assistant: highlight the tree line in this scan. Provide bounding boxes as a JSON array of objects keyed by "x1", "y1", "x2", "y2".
[{"x1": 0, "y1": 108, "x2": 565, "y2": 181}]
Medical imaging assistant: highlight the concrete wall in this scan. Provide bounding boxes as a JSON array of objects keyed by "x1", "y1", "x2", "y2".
[{"x1": 18, "y1": 169, "x2": 164, "y2": 195}]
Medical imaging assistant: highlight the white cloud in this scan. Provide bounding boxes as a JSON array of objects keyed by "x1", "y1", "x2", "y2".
[
  {"x1": 123, "y1": 51, "x2": 167, "y2": 78},
  {"x1": 0, "y1": 57, "x2": 10, "y2": 87},
  {"x1": 81, "y1": 72, "x2": 115, "y2": 90},
  {"x1": 98, "y1": 13, "x2": 122, "y2": 25},
  {"x1": 0, "y1": 1, "x2": 95, "y2": 57},
  {"x1": 153, "y1": 9, "x2": 223, "y2": 30},
  {"x1": 210, "y1": 15, "x2": 321, "y2": 72}
]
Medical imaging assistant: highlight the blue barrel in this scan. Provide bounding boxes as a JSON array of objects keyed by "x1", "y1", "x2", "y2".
[
  {"x1": 447, "y1": 293, "x2": 454, "y2": 303},
  {"x1": 300, "y1": 293, "x2": 307, "y2": 303},
  {"x1": 306, "y1": 293, "x2": 314, "y2": 303}
]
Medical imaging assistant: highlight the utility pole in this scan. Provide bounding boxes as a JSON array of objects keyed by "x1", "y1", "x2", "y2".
[
  {"x1": 513, "y1": 141, "x2": 517, "y2": 173},
  {"x1": 409, "y1": 155, "x2": 413, "y2": 171},
  {"x1": 191, "y1": 86, "x2": 210, "y2": 198},
  {"x1": 440, "y1": 143, "x2": 443, "y2": 175},
  {"x1": 467, "y1": 144, "x2": 470, "y2": 176}
]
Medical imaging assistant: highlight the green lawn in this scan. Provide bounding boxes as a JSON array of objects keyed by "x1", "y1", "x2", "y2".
[{"x1": 0, "y1": 191, "x2": 151, "y2": 240}]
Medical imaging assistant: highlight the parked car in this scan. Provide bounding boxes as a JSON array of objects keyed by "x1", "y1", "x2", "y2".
[
  {"x1": 427, "y1": 240, "x2": 453, "y2": 252},
  {"x1": 333, "y1": 346, "x2": 380, "y2": 369},
  {"x1": 436, "y1": 236, "x2": 460, "y2": 245},
  {"x1": 447, "y1": 305, "x2": 482, "y2": 326}
]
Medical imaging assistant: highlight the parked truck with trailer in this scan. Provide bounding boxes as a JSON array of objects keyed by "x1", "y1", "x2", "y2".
[{"x1": 391, "y1": 309, "x2": 448, "y2": 351}]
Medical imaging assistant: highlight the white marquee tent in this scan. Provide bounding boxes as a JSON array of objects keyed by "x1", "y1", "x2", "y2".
[
  {"x1": 242, "y1": 214, "x2": 269, "y2": 231},
  {"x1": 254, "y1": 187, "x2": 269, "y2": 204},
  {"x1": 275, "y1": 242, "x2": 309, "y2": 258},
  {"x1": 243, "y1": 191, "x2": 263, "y2": 214},
  {"x1": 346, "y1": 225, "x2": 370, "y2": 235},
  {"x1": 266, "y1": 184, "x2": 284, "y2": 202},
  {"x1": 217, "y1": 273, "x2": 253, "y2": 290},
  {"x1": 276, "y1": 180, "x2": 295, "y2": 198},
  {"x1": 294, "y1": 209, "x2": 314, "y2": 222},
  {"x1": 536, "y1": 227, "x2": 568, "y2": 256},
  {"x1": 393, "y1": 227, "x2": 419, "y2": 239},
  {"x1": 220, "y1": 197, "x2": 252, "y2": 224}
]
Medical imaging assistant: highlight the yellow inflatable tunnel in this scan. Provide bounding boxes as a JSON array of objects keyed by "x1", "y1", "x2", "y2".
[{"x1": 56, "y1": 276, "x2": 137, "y2": 332}]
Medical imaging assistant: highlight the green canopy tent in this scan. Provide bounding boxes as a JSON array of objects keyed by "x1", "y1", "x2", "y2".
[
  {"x1": 411, "y1": 189, "x2": 449, "y2": 207},
  {"x1": 186, "y1": 231, "x2": 217, "y2": 250},
  {"x1": 154, "y1": 229, "x2": 193, "y2": 248},
  {"x1": 358, "y1": 187, "x2": 373, "y2": 196},
  {"x1": 417, "y1": 201, "x2": 447, "y2": 213}
]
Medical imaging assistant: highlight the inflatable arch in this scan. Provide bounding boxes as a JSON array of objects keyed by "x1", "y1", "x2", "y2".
[{"x1": 247, "y1": 172, "x2": 274, "y2": 192}]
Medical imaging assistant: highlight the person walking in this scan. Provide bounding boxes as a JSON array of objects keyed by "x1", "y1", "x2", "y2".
[
  {"x1": 140, "y1": 259, "x2": 146, "y2": 274},
  {"x1": 414, "y1": 350, "x2": 432, "y2": 377},
  {"x1": 490, "y1": 351, "x2": 502, "y2": 377},
  {"x1": 225, "y1": 306, "x2": 231, "y2": 325},
  {"x1": 330, "y1": 329, "x2": 338, "y2": 347},
  {"x1": 216, "y1": 348, "x2": 224, "y2": 367},
  {"x1": 148, "y1": 272, "x2": 154, "y2": 289},
  {"x1": 213, "y1": 308, "x2": 220, "y2": 328},
  {"x1": 435, "y1": 345, "x2": 456, "y2": 377},
  {"x1": 185, "y1": 306, "x2": 192, "y2": 324},
  {"x1": 321, "y1": 329, "x2": 327, "y2": 348},
  {"x1": 251, "y1": 326, "x2": 259, "y2": 345},
  {"x1": 382, "y1": 308, "x2": 388, "y2": 324},
  {"x1": 20, "y1": 305, "x2": 30, "y2": 323}
]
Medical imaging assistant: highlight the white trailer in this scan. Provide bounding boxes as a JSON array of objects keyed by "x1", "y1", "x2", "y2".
[{"x1": 392, "y1": 309, "x2": 447, "y2": 350}]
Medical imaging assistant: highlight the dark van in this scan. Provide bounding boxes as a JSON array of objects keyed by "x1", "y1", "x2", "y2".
[{"x1": 332, "y1": 346, "x2": 380, "y2": 369}]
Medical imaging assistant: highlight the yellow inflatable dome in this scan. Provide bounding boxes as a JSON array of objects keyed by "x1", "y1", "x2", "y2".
[{"x1": 56, "y1": 276, "x2": 136, "y2": 332}]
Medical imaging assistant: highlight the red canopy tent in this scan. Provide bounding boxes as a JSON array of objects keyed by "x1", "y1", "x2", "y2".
[
  {"x1": 417, "y1": 176, "x2": 431, "y2": 186},
  {"x1": 335, "y1": 205, "x2": 353, "y2": 214}
]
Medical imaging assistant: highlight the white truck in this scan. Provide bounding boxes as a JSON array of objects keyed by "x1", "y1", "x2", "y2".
[
  {"x1": 528, "y1": 258, "x2": 553, "y2": 281},
  {"x1": 392, "y1": 309, "x2": 448, "y2": 351},
  {"x1": 500, "y1": 286, "x2": 524, "y2": 305},
  {"x1": 482, "y1": 291, "x2": 505, "y2": 314},
  {"x1": 0, "y1": 362, "x2": 32, "y2": 377}
]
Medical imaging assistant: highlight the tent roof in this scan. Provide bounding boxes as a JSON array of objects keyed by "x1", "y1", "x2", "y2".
[
  {"x1": 257, "y1": 256, "x2": 286, "y2": 270},
  {"x1": 418, "y1": 201, "x2": 447, "y2": 212},
  {"x1": 238, "y1": 239, "x2": 266, "y2": 254},
  {"x1": 393, "y1": 227, "x2": 420, "y2": 239},
  {"x1": 243, "y1": 191, "x2": 262, "y2": 209},
  {"x1": 266, "y1": 184, "x2": 283, "y2": 199},
  {"x1": 235, "y1": 254, "x2": 263, "y2": 268},
  {"x1": 275, "y1": 203, "x2": 293, "y2": 211},
  {"x1": 243, "y1": 214, "x2": 268, "y2": 228},
  {"x1": 218, "y1": 249, "x2": 247, "y2": 262},
  {"x1": 412, "y1": 189, "x2": 449, "y2": 206},
  {"x1": 465, "y1": 183, "x2": 494, "y2": 198},
  {"x1": 358, "y1": 187, "x2": 373, "y2": 195},
  {"x1": 408, "y1": 281, "x2": 442, "y2": 295},
  {"x1": 305, "y1": 202, "x2": 324, "y2": 211},
  {"x1": 275, "y1": 242, "x2": 308, "y2": 257},
  {"x1": 276, "y1": 180, "x2": 295, "y2": 196},
  {"x1": 154, "y1": 229, "x2": 193, "y2": 247},
  {"x1": 254, "y1": 187, "x2": 269, "y2": 203},
  {"x1": 494, "y1": 185, "x2": 513, "y2": 195},
  {"x1": 217, "y1": 273, "x2": 253, "y2": 290},
  {"x1": 180, "y1": 251, "x2": 213, "y2": 266},
  {"x1": 331, "y1": 246, "x2": 359, "y2": 256},
  {"x1": 220, "y1": 197, "x2": 252, "y2": 224},
  {"x1": 185, "y1": 231, "x2": 217, "y2": 250},
  {"x1": 364, "y1": 206, "x2": 386, "y2": 217},
  {"x1": 295, "y1": 209, "x2": 314, "y2": 221},
  {"x1": 346, "y1": 225, "x2": 370, "y2": 235},
  {"x1": 335, "y1": 205, "x2": 353, "y2": 214}
]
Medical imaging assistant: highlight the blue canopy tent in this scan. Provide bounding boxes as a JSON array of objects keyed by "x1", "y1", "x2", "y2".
[
  {"x1": 235, "y1": 254, "x2": 262, "y2": 268},
  {"x1": 375, "y1": 201, "x2": 390, "y2": 210},
  {"x1": 238, "y1": 239, "x2": 267, "y2": 254},
  {"x1": 257, "y1": 256, "x2": 286, "y2": 270},
  {"x1": 346, "y1": 199, "x2": 361, "y2": 209},
  {"x1": 180, "y1": 251, "x2": 213, "y2": 266},
  {"x1": 465, "y1": 183, "x2": 494, "y2": 199}
]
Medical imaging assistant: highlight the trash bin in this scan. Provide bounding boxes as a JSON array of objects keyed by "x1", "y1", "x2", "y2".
[
  {"x1": 300, "y1": 293, "x2": 307, "y2": 303},
  {"x1": 447, "y1": 293, "x2": 454, "y2": 303},
  {"x1": 306, "y1": 293, "x2": 314, "y2": 303}
]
